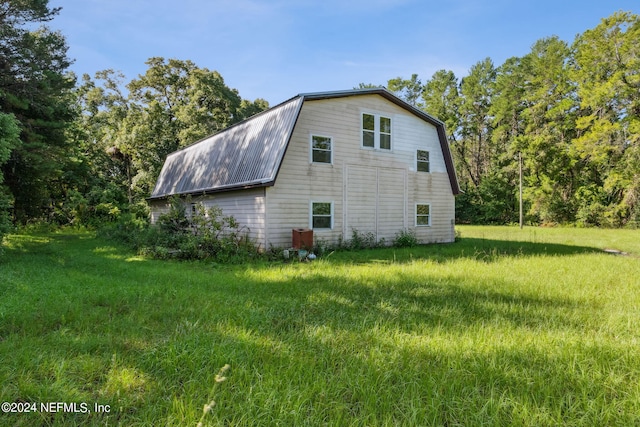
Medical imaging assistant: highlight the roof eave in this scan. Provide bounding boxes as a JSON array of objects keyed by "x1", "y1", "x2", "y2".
[{"x1": 147, "y1": 180, "x2": 274, "y2": 201}]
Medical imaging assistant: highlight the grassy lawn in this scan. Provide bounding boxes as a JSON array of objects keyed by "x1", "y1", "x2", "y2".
[{"x1": 1, "y1": 225, "x2": 639, "y2": 426}]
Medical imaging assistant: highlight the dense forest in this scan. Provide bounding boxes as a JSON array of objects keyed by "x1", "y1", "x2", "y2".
[{"x1": 1, "y1": 1, "x2": 638, "y2": 248}]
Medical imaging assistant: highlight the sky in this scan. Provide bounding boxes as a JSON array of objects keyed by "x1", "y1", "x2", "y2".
[{"x1": 50, "y1": 0, "x2": 637, "y2": 106}]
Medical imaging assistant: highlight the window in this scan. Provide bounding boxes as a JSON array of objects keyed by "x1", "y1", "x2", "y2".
[
  {"x1": 380, "y1": 116, "x2": 391, "y2": 149},
  {"x1": 362, "y1": 114, "x2": 375, "y2": 148},
  {"x1": 417, "y1": 150, "x2": 430, "y2": 172},
  {"x1": 311, "y1": 202, "x2": 332, "y2": 229},
  {"x1": 311, "y1": 135, "x2": 332, "y2": 164},
  {"x1": 362, "y1": 113, "x2": 391, "y2": 150},
  {"x1": 416, "y1": 203, "x2": 431, "y2": 226}
]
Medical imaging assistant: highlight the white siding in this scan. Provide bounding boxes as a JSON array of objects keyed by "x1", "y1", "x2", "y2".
[
  {"x1": 149, "y1": 200, "x2": 171, "y2": 224},
  {"x1": 149, "y1": 188, "x2": 267, "y2": 250},
  {"x1": 266, "y1": 95, "x2": 455, "y2": 247}
]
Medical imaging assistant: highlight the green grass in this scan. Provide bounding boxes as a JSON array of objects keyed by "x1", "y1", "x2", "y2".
[{"x1": 1, "y1": 225, "x2": 639, "y2": 426}]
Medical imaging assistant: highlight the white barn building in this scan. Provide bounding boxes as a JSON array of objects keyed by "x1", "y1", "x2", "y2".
[{"x1": 148, "y1": 88, "x2": 460, "y2": 249}]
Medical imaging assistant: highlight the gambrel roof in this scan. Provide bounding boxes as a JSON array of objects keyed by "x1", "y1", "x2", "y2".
[{"x1": 149, "y1": 88, "x2": 460, "y2": 200}]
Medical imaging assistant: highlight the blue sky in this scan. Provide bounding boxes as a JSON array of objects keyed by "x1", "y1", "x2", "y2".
[{"x1": 52, "y1": 0, "x2": 637, "y2": 106}]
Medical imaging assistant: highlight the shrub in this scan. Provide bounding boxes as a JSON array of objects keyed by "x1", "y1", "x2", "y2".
[
  {"x1": 334, "y1": 228, "x2": 384, "y2": 251},
  {"x1": 98, "y1": 213, "x2": 149, "y2": 248},
  {"x1": 136, "y1": 197, "x2": 258, "y2": 263},
  {"x1": 393, "y1": 229, "x2": 418, "y2": 247}
]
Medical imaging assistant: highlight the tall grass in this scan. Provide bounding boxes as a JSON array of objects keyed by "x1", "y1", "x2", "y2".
[{"x1": 0, "y1": 226, "x2": 639, "y2": 426}]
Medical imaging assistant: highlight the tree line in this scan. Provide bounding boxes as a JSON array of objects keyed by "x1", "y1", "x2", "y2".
[
  {"x1": 386, "y1": 11, "x2": 639, "y2": 227},
  {"x1": 0, "y1": 1, "x2": 638, "y2": 249}
]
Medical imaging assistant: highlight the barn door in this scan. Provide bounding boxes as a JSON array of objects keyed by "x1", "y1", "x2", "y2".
[
  {"x1": 345, "y1": 165, "x2": 406, "y2": 242},
  {"x1": 345, "y1": 165, "x2": 377, "y2": 237}
]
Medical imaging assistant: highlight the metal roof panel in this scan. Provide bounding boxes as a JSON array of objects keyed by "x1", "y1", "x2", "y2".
[{"x1": 150, "y1": 96, "x2": 303, "y2": 198}]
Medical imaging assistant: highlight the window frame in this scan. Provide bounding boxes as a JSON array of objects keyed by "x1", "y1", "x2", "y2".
[
  {"x1": 415, "y1": 203, "x2": 431, "y2": 227},
  {"x1": 417, "y1": 149, "x2": 430, "y2": 173},
  {"x1": 361, "y1": 112, "x2": 392, "y2": 151},
  {"x1": 310, "y1": 201, "x2": 333, "y2": 230},
  {"x1": 379, "y1": 116, "x2": 391, "y2": 150},
  {"x1": 361, "y1": 113, "x2": 375, "y2": 148},
  {"x1": 189, "y1": 202, "x2": 198, "y2": 219},
  {"x1": 310, "y1": 134, "x2": 333, "y2": 164}
]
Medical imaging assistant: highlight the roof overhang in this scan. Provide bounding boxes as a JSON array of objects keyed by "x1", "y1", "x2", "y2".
[{"x1": 147, "y1": 180, "x2": 274, "y2": 201}]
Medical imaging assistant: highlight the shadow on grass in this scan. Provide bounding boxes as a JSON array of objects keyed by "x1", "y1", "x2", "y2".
[
  {"x1": 1, "y1": 231, "x2": 597, "y2": 337},
  {"x1": 2, "y1": 231, "x2": 636, "y2": 425},
  {"x1": 2, "y1": 230, "x2": 600, "y2": 267},
  {"x1": 230, "y1": 270, "x2": 590, "y2": 339},
  {"x1": 320, "y1": 236, "x2": 601, "y2": 266}
]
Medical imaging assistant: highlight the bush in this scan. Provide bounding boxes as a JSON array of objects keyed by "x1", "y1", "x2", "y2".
[
  {"x1": 337, "y1": 228, "x2": 382, "y2": 250},
  {"x1": 103, "y1": 197, "x2": 259, "y2": 263},
  {"x1": 393, "y1": 229, "x2": 418, "y2": 247},
  {"x1": 98, "y1": 213, "x2": 149, "y2": 248}
]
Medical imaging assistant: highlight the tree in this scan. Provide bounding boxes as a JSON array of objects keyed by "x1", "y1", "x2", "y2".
[
  {"x1": 383, "y1": 11, "x2": 640, "y2": 227},
  {"x1": 124, "y1": 58, "x2": 251, "y2": 199},
  {"x1": 128, "y1": 58, "x2": 244, "y2": 147},
  {"x1": 354, "y1": 83, "x2": 383, "y2": 89},
  {"x1": 518, "y1": 37, "x2": 578, "y2": 224},
  {"x1": 571, "y1": 11, "x2": 640, "y2": 226},
  {"x1": 388, "y1": 74, "x2": 424, "y2": 107},
  {"x1": 238, "y1": 98, "x2": 270, "y2": 121},
  {"x1": 422, "y1": 70, "x2": 461, "y2": 140},
  {"x1": 486, "y1": 56, "x2": 532, "y2": 224},
  {"x1": 0, "y1": 112, "x2": 20, "y2": 245},
  {"x1": 73, "y1": 70, "x2": 133, "y2": 207},
  {"x1": 458, "y1": 58, "x2": 496, "y2": 188},
  {"x1": 74, "y1": 59, "x2": 269, "y2": 210},
  {"x1": 0, "y1": 0, "x2": 75, "y2": 223}
]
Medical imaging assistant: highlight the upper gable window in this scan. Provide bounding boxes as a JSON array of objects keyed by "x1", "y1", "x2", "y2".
[
  {"x1": 362, "y1": 113, "x2": 391, "y2": 150},
  {"x1": 417, "y1": 150, "x2": 430, "y2": 172},
  {"x1": 311, "y1": 135, "x2": 332, "y2": 164},
  {"x1": 380, "y1": 116, "x2": 391, "y2": 149}
]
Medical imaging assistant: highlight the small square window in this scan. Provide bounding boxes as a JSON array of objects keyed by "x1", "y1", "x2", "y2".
[
  {"x1": 416, "y1": 204, "x2": 431, "y2": 226},
  {"x1": 417, "y1": 150, "x2": 430, "y2": 172},
  {"x1": 312, "y1": 202, "x2": 332, "y2": 229},
  {"x1": 311, "y1": 135, "x2": 332, "y2": 164}
]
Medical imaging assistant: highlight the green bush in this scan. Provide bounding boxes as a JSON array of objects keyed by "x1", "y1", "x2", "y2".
[
  {"x1": 104, "y1": 197, "x2": 259, "y2": 263},
  {"x1": 98, "y1": 213, "x2": 149, "y2": 248},
  {"x1": 393, "y1": 229, "x2": 418, "y2": 247}
]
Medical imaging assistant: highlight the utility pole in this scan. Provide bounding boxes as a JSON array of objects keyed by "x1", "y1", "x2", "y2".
[{"x1": 519, "y1": 151, "x2": 523, "y2": 229}]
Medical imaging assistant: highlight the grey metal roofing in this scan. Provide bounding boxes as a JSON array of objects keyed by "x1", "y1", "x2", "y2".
[
  {"x1": 150, "y1": 95, "x2": 304, "y2": 199},
  {"x1": 149, "y1": 87, "x2": 460, "y2": 200}
]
